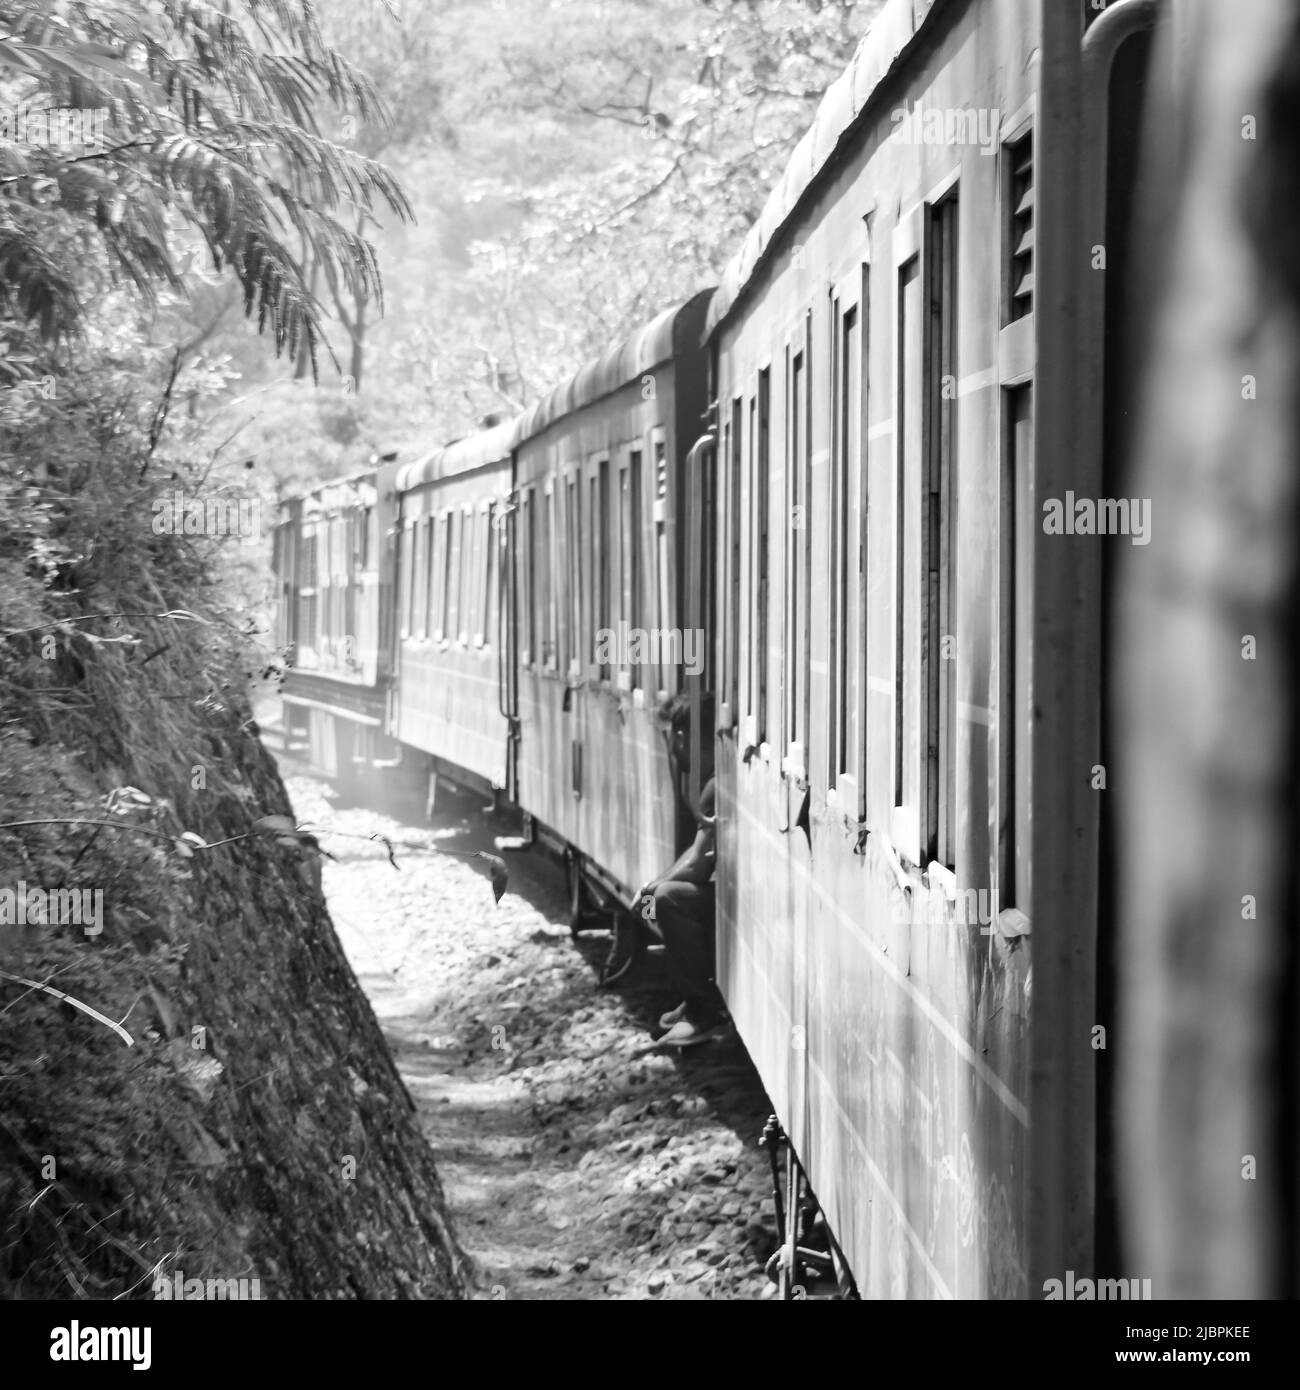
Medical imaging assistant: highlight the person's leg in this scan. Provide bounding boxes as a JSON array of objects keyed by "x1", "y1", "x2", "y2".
[{"x1": 652, "y1": 880, "x2": 722, "y2": 1025}]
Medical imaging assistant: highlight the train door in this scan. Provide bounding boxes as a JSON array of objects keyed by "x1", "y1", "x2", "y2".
[
  {"x1": 682, "y1": 430, "x2": 716, "y2": 818},
  {"x1": 1083, "y1": 0, "x2": 1157, "y2": 1282}
]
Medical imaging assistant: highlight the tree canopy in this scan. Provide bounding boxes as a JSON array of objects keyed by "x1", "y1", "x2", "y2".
[{"x1": 0, "y1": 0, "x2": 411, "y2": 369}]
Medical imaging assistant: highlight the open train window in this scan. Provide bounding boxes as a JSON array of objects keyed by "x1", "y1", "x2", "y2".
[
  {"x1": 474, "y1": 504, "x2": 487, "y2": 645},
  {"x1": 590, "y1": 456, "x2": 609, "y2": 678},
  {"x1": 431, "y1": 512, "x2": 446, "y2": 642},
  {"x1": 784, "y1": 327, "x2": 811, "y2": 781},
  {"x1": 397, "y1": 522, "x2": 412, "y2": 642},
  {"x1": 895, "y1": 253, "x2": 921, "y2": 851},
  {"x1": 431, "y1": 513, "x2": 444, "y2": 641},
  {"x1": 413, "y1": 514, "x2": 429, "y2": 639},
  {"x1": 520, "y1": 490, "x2": 534, "y2": 666},
  {"x1": 492, "y1": 500, "x2": 504, "y2": 653},
  {"x1": 1000, "y1": 384, "x2": 1033, "y2": 913},
  {"x1": 618, "y1": 448, "x2": 641, "y2": 691},
  {"x1": 565, "y1": 474, "x2": 581, "y2": 678},
  {"x1": 443, "y1": 509, "x2": 459, "y2": 643},
  {"x1": 300, "y1": 528, "x2": 320, "y2": 661},
  {"x1": 830, "y1": 290, "x2": 864, "y2": 812},
  {"x1": 724, "y1": 398, "x2": 741, "y2": 723},
  {"x1": 478, "y1": 503, "x2": 493, "y2": 649},
  {"x1": 459, "y1": 503, "x2": 475, "y2": 646},
  {"x1": 743, "y1": 393, "x2": 755, "y2": 725},
  {"x1": 543, "y1": 483, "x2": 557, "y2": 671},
  {"x1": 752, "y1": 368, "x2": 771, "y2": 745},
  {"x1": 925, "y1": 190, "x2": 958, "y2": 871}
]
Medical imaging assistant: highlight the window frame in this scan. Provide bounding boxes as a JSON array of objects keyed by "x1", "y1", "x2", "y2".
[
  {"x1": 618, "y1": 444, "x2": 642, "y2": 693},
  {"x1": 650, "y1": 426, "x2": 671, "y2": 697},
  {"x1": 782, "y1": 315, "x2": 812, "y2": 783},
  {"x1": 458, "y1": 501, "x2": 475, "y2": 646},
  {"x1": 828, "y1": 266, "x2": 867, "y2": 820}
]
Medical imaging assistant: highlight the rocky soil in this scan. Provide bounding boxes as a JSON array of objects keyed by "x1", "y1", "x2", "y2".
[{"x1": 280, "y1": 766, "x2": 782, "y2": 1300}]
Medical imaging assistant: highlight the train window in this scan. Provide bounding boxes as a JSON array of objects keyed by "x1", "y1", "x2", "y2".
[
  {"x1": 565, "y1": 475, "x2": 581, "y2": 677},
  {"x1": 925, "y1": 191, "x2": 958, "y2": 870},
  {"x1": 443, "y1": 509, "x2": 459, "y2": 642},
  {"x1": 413, "y1": 515, "x2": 429, "y2": 639},
  {"x1": 896, "y1": 256, "x2": 921, "y2": 837},
  {"x1": 431, "y1": 513, "x2": 445, "y2": 641},
  {"x1": 653, "y1": 436, "x2": 670, "y2": 693},
  {"x1": 543, "y1": 485, "x2": 557, "y2": 670},
  {"x1": 483, "y1": 503, "x2": 493, "y2": 647},
  {"x1": 469, "y1": 505, "x2": 486, "y2": 644},
  {"x1": 726, "y1": 398, "x2": 741, "y2": 724},
  {"x1": 318, "y1": 521, "x2": 331, "y2": 657},
  {"x1": 619, "y1": 449, "x2": 641, "y2": 690},
  {"x1": 1000, "y1": 384, "x2": 1034, "y2": 913},
  {"x1": 474, "y1": 508, "x2": 484, "y2": 644},
  {"x1": 460, "y1": 504, "x2": 475, "y2": 645},
  {"x1": 785, "y1": 344, "x2": 809, "y2": 777},
  {"x1": 521, "y1": 490, "x2": 534, "y2": 665},
  {"x1": 399, "y1": 522, "x2": 413, "y2": 641},
  {"x1": 743, "y1": 394, "x2": 755, "y2": 721},
  {"x1": 591, "y1": 458, "x2": 609, "y2": 678},
  {"x1": 346, "y1": 513, "x2": 360, "y2": 658},
  {"x1": 460, "y1": 509, "x2": 473, "y2": 645},
  {"x1": 753, "y1": 369, "x2": 770, "y2": 743},
  {"x1": 436, "y1": 513, "x2": 447, "y2": 641},
  {"x1": 426, "y1": 512, "x2": 441, "y2": 642},
  {"x1": 486, "y1": 503, "x2": 494, "y2": 647},
  {"x1": 1005, "y1": 131, "x2": 1034, "y2": 324},
  {"x1": 831, "y1": 300, "x2": 863, "y2": 802},
  {"x1": 300, "y1": 529, "x2": 319, "y2": 659}
]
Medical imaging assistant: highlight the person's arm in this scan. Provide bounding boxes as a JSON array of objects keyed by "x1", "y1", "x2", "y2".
[
  {"x1": 656, "y1": 823, "x2": 715, "y2": 887},
  {"x1": 636, "y1": 779, "x2": 717, "y2": 902}
]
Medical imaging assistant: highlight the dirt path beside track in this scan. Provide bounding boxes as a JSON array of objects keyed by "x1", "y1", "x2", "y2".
[{"x1": 279, "y1": 766, "x2": 779, "y2": 1300}]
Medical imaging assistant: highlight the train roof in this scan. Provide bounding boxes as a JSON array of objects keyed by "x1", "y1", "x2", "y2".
[
  {"x1": 394, "y1": 417, "x2": 518, "y2": 493},
  {"x1": 705, "y1": 0, "x2": 943, "y2": 336},
  {"x1": 285, "y1": 289, "x2": 714, "y2": 509},
  {"x1": 513, "y1": 288, "x2": 713, "y2": 446},
  {"x1": 286, "y1": 466, "x2": 378, "y2": 517}
]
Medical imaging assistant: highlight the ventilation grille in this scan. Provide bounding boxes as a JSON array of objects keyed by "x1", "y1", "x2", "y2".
[{"x1": 1009, "y1": 133, "x2": 1034, "y2": 321}]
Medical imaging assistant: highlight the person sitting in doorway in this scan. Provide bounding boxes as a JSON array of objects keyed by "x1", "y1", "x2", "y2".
[{"x1": 602, "y1": 692, "x2": 729, "y2": 1046}]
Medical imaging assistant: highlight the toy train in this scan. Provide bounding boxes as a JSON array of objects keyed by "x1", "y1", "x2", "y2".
[{"x1": 272, "y1": 0, "x2": 1187, "y2": 1298}]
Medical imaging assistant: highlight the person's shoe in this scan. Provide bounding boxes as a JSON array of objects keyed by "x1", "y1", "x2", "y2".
[
  {"x1": 657, "y1": 1017, "x2": 730, "y2": 1048},
  {"x1": 599, "y1": 916, "x2": 644, "y2": 986},
  {"x1": 658, "y1": 1001, "x2": 689, "y2": 1030}
]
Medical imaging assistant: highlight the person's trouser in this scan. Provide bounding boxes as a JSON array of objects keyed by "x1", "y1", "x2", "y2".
[{"x1": 652, "y1": 880, "x2": 721, "y2": 1021}]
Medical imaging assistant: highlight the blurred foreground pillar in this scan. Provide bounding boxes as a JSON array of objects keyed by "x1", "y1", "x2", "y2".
[{"x1": 1114, "y1": 0, "x2": 1299, "y2": 1298}]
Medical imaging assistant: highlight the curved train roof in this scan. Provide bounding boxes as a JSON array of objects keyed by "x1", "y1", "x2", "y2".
[
  {"x1": 290, "y1": 467, "x2": 378, "y2": 517},
  {"x1": 394, "y1": 417, "x2": 518, "y2": 493},
  {"x1": 287, "y1": 290, "x2": 713, "y2": 508},
  {"x1": 705, "y1": 0, "x2": 942, "y2": 336},
  {"x1": 393, "y1": 288, "x2": 712, "y2": 494},
  {"x1": 512, "y1": 288, "x2": 713, "y2": 446}
]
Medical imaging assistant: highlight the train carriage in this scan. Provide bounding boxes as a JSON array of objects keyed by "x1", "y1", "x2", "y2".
[
  {"x1": 391, "y1": 423, "x2": 515, "y2": 801},
  {"x1": 509, "y1": 291, "x2": 713, "y2": 908},
  {"x1": 273, "y1": 460, "x2": 402, "y2": 798},
  {"x1": 705, "y1": 0, "x2": 1156, "y2": 1297}
]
